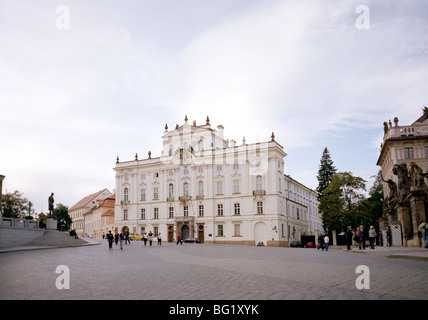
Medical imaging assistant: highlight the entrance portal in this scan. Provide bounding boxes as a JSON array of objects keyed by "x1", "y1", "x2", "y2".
[
  {"x1": 254, "y1": 222, "x2": 267, "y2": 246},
  {"x1": 181, "y1": 225, "x2": 190, "y2": 240}
]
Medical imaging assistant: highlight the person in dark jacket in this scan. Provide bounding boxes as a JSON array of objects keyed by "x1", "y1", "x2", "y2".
[
  {"x1": 346, "y1": 226, "x2": 354, "y2": 250},
  {"x1": 107, "y1": 231, "x2": 114, "y2": 249},
  {"x1": 386, "y1": 226, "x2": 392, "y2": 247},
  {"x1": 317, "y1": 234, "x2": 325, "y2": 250}
]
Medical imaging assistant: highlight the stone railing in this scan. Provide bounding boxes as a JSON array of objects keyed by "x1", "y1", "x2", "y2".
[{"x1": 0, "y1": 217, "x2": 39, "y2": 229}]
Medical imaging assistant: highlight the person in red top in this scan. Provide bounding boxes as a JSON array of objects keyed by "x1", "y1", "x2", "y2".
[{"x1": 176, "y1": 233, "x2": 183, "y2": 245}]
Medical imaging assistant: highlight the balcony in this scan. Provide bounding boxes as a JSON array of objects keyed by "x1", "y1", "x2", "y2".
[
  {"x1": 167, "y1": 197, "x2": 175, "y2": 202},
  {"x1": 253, "y1": 190, "x2": 266, "y2": 196},
  {"x1": 179, "y1": 195, "x2": 192, "y2": 201},
  {"x1": 121, "y1": 200, "x2": 130, "y2": 206},
  {"x1": 196, "y1": 195, "x2": 204, "y2": 200},
  {"x1": 174, "y1": 215, "x2": 195, "y2": 222}
]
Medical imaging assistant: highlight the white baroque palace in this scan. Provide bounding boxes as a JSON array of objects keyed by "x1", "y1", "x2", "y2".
[{"x1": 113, "y1": 116, "x2": 321, "y2": 246}]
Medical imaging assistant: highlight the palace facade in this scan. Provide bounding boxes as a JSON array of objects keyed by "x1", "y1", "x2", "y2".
[
  {"x1": 113, "y1": 116, "x2": 321, "y2": 246},
  {"x1": 377, "y1": 108, "x2": 428, "y2": 247}
]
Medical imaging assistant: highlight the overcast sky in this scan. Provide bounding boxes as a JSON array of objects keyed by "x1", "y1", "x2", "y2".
[{"x1": 1, "y1": 0, "x2": 428, "y2": 214}]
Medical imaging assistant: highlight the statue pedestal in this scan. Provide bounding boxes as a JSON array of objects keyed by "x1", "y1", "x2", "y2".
[{"x1": 46, "y1": 218, "x2": 57, "y2": 230}]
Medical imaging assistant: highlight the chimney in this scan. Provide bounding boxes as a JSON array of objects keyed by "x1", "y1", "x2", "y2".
[{"x1": 217, "y1": 125, "x2": 224, "y2": 140}]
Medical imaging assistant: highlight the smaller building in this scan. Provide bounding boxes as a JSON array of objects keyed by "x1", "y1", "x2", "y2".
[
  {"x1": 69, "y1": 189, "x2": 113, "y2": 238},
  {"x1": 83, "y1": 195, "x2": 116, "y2": 238}
]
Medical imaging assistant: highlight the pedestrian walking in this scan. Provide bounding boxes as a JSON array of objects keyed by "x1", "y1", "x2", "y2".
[
  {"x1": 368, "y1": 226, "x2": 377, "y2": 249},
  {"x1": 386, "y1": 226, "x2": 392, "y2": 247},
  {"x1": 114, "y1": 232, "x2": 119, "y2": 245},
  {"x1": 378, "y1": 230, "x2": 383, "y2": 246},
  {"x1": 360, "y1": 225, "x2": 367, "y2": 249},
  {"x1": 356, "y1": 227, "x2": 363, "y2": 250},
  {"x1": 126, "y1": 231, "x2": 131, "y2": 244},
  {"x1": 120, "y1": 233, "x2": 124, "y2": 250},
  {"x1": 158, "y1": 233, "x2": 162, "y2": 246},
  {"x1": 143, "y1": 233, "x2": 148, "y2": 246},
  {"x1": 346, "y1": 226, "x2": 353, "y2": 250},
  {"x1": 102, "y1": 232, "x2": 105, "y2": 239},
  {"x1": 107, "y1": 231, "x2": 114, "y2": 250},
  {"x1": 148, "y1": 231, "x2": 153, "y2": 246},
  {"x1": 176, "y1": 233, "x2": 183, "y2": 245},
  {"x1": 324, "y1": 234, "x2": 330, "y2": 251},
  {"x1": 317, "y1": 234, "x2": 324, "y2": 250},
  {"x1": 418, "y1": 220, "x2": 428, "y2": 249}
]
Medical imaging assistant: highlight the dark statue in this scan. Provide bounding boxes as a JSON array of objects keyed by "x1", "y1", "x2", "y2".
[
  {"x1": 393, "y1": 163, "x2": 411, "y2": 200},
  {"x1": 48, "y1": 192, "x2": 55, "y2": 218},
  {"x1": 408, "y1": 162, "x2": 427, "y2": 189}
]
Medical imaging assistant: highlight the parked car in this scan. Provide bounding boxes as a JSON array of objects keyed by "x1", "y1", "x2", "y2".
[
  {"x1": 290, "y1": 241, "x2": 305, "y2": 248},
  {"x1": 129, "y1": 233, "x2": 143, "y2": 241},
  {"x1": 183, "y1": 238, "x2": 201, "y2": 243},
  {"x1": 305, "y1": 241, "x2": 315, "y2": 248}
]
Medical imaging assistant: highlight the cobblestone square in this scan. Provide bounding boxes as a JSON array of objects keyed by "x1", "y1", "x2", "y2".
[{"x1": 0, "y1": 241, "x2": 427, "y2": 301}]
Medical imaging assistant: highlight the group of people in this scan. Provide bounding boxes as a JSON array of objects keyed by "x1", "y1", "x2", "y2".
[
  {"x1": 317, "y1": 234, "x2": 330, "y2": 251},
  {"x1": 345, "y1": 225, "x2": 389, "y2": 250},
  {"x1": 105, "y1": 230, "x2": 162, "y2": 250}
]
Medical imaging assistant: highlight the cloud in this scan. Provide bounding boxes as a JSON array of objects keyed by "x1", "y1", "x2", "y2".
[
  {"x1": 1, "y1": 0, "x2": 428, "y2": 211},
  {"x1": 165, "y1": 0, "x2": 428, "y2": 149}
]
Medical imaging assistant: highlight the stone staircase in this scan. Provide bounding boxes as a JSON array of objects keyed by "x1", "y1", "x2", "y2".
[{"x1": 25, "y1": 230, "x2": 88, "y2": 247}]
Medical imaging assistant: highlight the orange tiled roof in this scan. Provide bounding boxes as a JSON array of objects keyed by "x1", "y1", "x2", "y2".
[
  {"x1": 69, "y1": 189, "x2": 111, "y2": 211},
  {"x1": 102, "y1": 209, "x2": 115, "y2": 217}
]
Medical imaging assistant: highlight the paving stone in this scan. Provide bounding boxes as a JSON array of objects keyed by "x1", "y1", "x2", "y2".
[{"x1": 0, "y1": 241, "x2": 427, "y2": 300}]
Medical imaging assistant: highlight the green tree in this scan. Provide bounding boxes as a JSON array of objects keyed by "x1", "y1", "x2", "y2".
[
  {"x1": 358, "y1": 170, "x2": 384, "y2": 229},
  {"x1": 54, "y1": 203, "x2": 72, "y2": 231},
  {"x1": 0, "y1": 190, "x2": 29, "y2": 218},
  {"x1": 316, "y1": 147, "x2": 337, "y2": 200},
  {"x1": 319, "y1": 172, "x2": 367, "y2": 231}
]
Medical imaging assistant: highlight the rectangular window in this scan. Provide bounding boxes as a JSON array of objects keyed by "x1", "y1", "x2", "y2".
[
  {"x1": 199, "y1": 205, "x2": 204, "y2": 217},
  {"x1": 154, "y1": 207, "x2": 159, "y2": 219},
  {"x1": 234, "y1": 224, "x2": 241, "y2": 236},
  {"x1": 184, "y1": 206, "x2": 189, "y2": 217},
  {"x1": 217, "y1": 181, "x2": 223, "y2": 194},
  {"x1": 234, "y1": 203, "x2": 240, "y2": 215},
  {"x1": 123, "y1": 209, "x2": 128, "y2": 220},
  {"x1": 217, "y1": 225, "x2": 224, "y2": 236},
  {"x1": 217, "y1": 204, "x2": 224, "y2": 216},
  {"x1": 154, "y1": 227, "x2": 158, "y2": 236},
  {"x1": 169, "y1": 207, "x2": 174, "y2": 218},
  {"x1": 425, "y1": 146, "x2": 428, "y2": 158},
  {"x1": 141, "y1": 189, "x2": 146, "y2": 201},
  {"x1": 404, "y1": 147, "x2": 414, "y2": 159},
  {"x1": 257, "y1": 201, "x2": 263, "y2": 214},
  {"x1": 233, "y1": 180, "x2": 240, "y2": 193},
  {"x1": 153, "y1": 188, "x2": 159, "y2": 200},
  {"x1": 140, "y1": 208, "x2": 145, "y2": 220}
]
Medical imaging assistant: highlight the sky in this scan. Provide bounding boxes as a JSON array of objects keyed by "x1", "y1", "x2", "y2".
[{"x1": 1, "y1": 0, "x2": 428, "y2": 214}]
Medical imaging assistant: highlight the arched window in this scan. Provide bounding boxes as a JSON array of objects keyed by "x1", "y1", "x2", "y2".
[
  {"x1": 183, "y1": 182, "x2": 189, "y2": 196},
  {"x1": 124, "y1": 188, "x2": 129, "y2": 201},
  {"x1": 198, "y1": 181, "x2": 204, "y2": 196},
  {"x1": 256, "y1": 176, "x2": 263, "y2": 191},
  {"x1": 169, "y1": 184, "x2": 174, "y2": 198}
]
